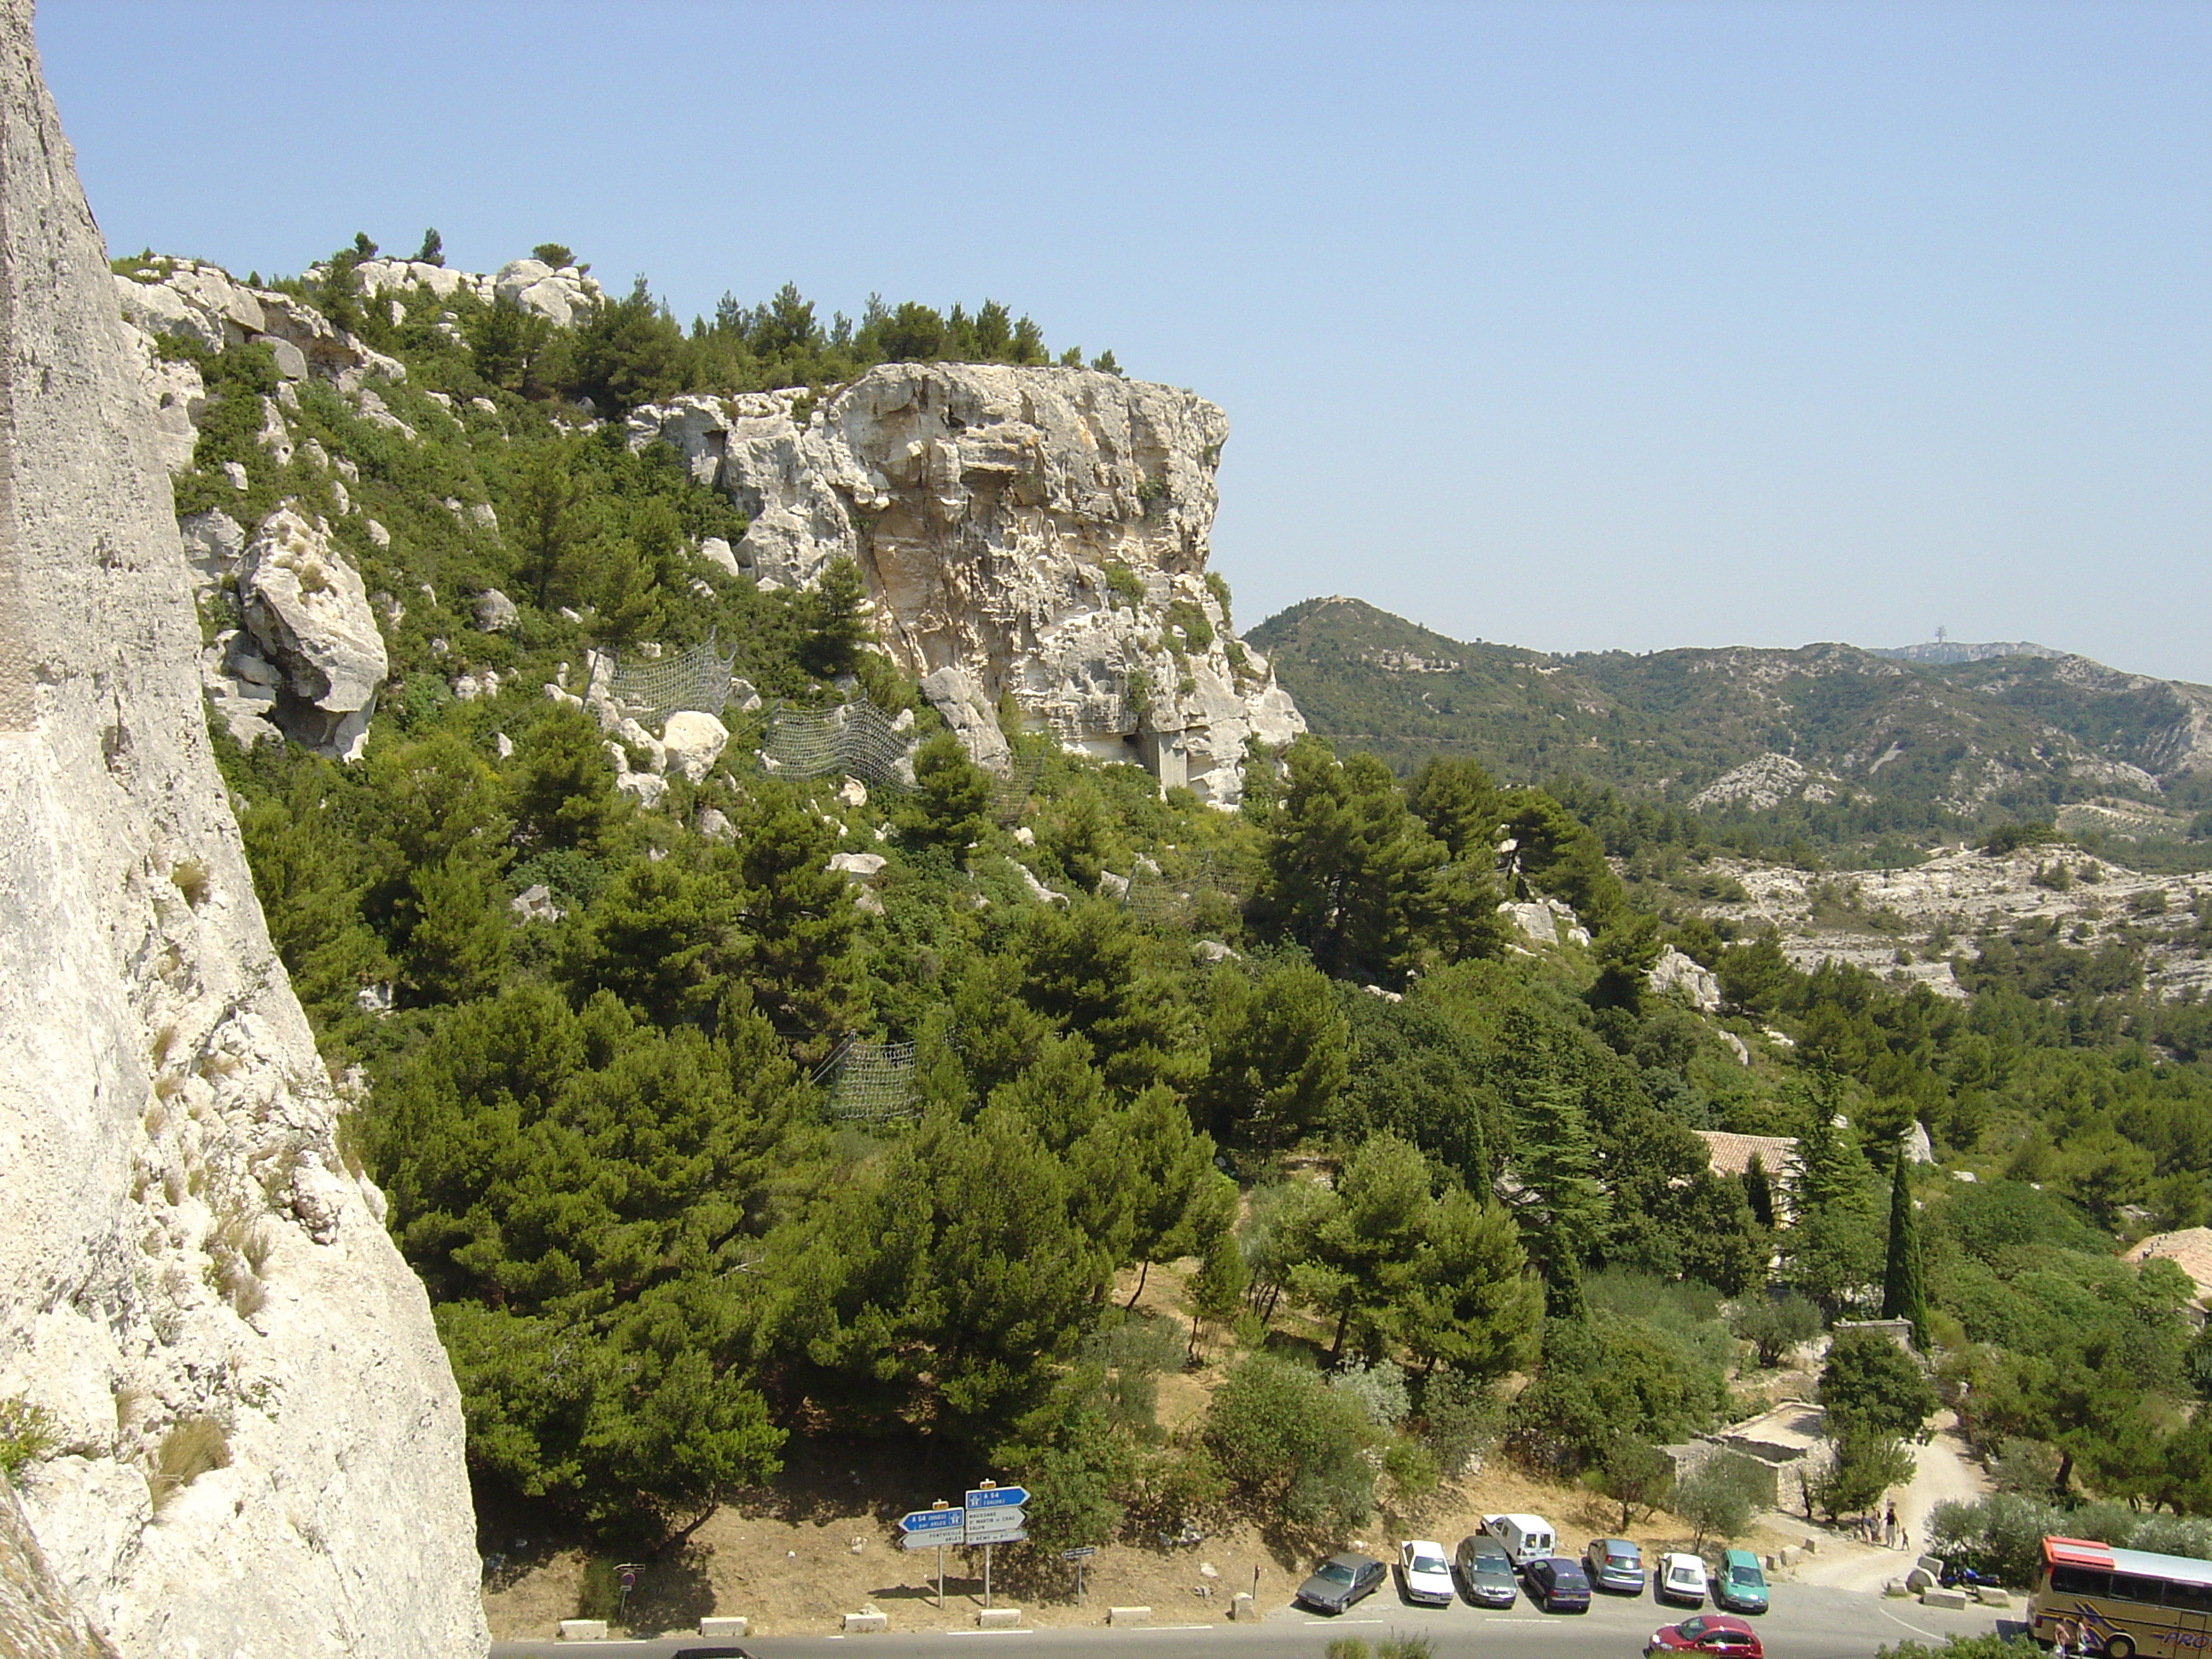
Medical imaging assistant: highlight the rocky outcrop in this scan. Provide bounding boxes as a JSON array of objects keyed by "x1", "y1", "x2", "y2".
[
  {"x1": 0, "y1": 8, "x2": 486, "y2": 1655},
  {"x1": 235, "y1": 508, "x2": 388, "y2": 760},
  {"x1": 628, "y1": 365, "x2": 1303, "y2": 804},
  {"x1": 349, "y1": 255, "x2": 602, "y2": 328}
]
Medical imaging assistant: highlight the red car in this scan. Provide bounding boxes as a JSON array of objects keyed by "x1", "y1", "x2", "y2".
[{"x1": 1648, "y1": 1614, "x2": 1764, "y2": 1658}]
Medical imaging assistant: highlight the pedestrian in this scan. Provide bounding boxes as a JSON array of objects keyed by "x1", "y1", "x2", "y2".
[
  {"x1": 1886, "y1": 1501, "x2": 1900, "y2": 1548},
  {"x1": 2053, "y1": 1617, "x2": 2075, "y2": 1659}
]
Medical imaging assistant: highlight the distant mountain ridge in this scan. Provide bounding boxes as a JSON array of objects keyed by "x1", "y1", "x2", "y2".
[{"x1": 1248, "y1": 596, "x2": 2212, "y2": 853}]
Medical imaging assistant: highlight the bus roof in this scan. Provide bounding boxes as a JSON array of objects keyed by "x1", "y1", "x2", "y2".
[{"x1": 2043, "y1": 1535, "x2": 2212, "y2": 1587}]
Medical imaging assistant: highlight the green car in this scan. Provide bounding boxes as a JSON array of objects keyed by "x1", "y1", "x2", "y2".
[{"x1": 1713, "y1": 1549, "x2": 1769, "y2": 1615}]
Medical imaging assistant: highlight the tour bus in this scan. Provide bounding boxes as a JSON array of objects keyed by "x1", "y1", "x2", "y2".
[{"x1": 2030, "y1": 1534, "x2": 2212, "y2": 1658}]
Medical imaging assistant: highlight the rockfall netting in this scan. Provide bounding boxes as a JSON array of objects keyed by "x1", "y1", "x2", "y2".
[
  {"x1": 606, "y1": 633, "x2": 738, "y2": 723},
  {"x1": 813, "y1": 1037, "x2": 920, "y2": 1123},
  {"x1": 763, "y1": 694, "x2": 911, "y2": 789}
]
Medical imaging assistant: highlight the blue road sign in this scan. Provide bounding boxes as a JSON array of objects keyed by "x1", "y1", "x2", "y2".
[
  {"x1": 899, "y1": 1508, "x2": 963, "y2": 1533},
  {"x1": 967, "y1": 1486, "x2": 1028, "y2": 1509}
]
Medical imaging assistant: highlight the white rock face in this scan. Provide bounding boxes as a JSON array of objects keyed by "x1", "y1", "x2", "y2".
[
  {"x1": 660, "y1": 710, "x2": 730, "y2": 783},
  {"x1": 236, "y1": 507, "x2": 388, "y2": 761},
  {"x1": 0, "y1": 7, "x2": 486, "y2": 1654},
  {"x1": 628, "y1": 364, "x2": 1304, "y2": 804},
  {"x1": 1648, "y1": 945, "x2": 1721, "y2": 1011}
]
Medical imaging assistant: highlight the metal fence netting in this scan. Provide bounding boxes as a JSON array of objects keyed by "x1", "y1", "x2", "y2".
[
  {"x1": 763, "y1": 695, "x2": 911, "y2": 789},
  {"x1": 814, "y1": 1037, "x2": 921, "y2": 1123},
  {"x1": 606, "y1": 633, "x2": 740, "y2": 723}
]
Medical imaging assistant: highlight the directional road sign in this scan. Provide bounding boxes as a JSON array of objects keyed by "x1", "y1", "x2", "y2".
[
  {"x1": 899, "y1": 1508, "x2": 963, "y2": 1534},
  {"x1": 966, "y1": 1486, "x2": 1028, "y2": 1509},
  {"x1": 963, "y1": 1507, "x2": 1027, "y2": 1542},
  {"x1": 902, "y1": 1528, "x2": 962, "y2": 1550},
  {"x1": 1059, "y1": 1545, "x2": 1097, "y2": 1561}
]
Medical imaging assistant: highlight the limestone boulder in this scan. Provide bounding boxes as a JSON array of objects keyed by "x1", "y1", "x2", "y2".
[
  {"x1": 1649, "y1": 945, "x2": 1721, "y2": 1011},
  {"x1": 236, "y1": 507, "x2": 388, "y2": 760},
  {"x1": 473, "y1": 588, "x2": 519, "y2": 632},
  {"x1": 660, "y1": 711, "x2": 730, "y2": 783}
]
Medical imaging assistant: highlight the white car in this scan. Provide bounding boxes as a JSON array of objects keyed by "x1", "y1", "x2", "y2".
[
  {"x1": 1398, "y1": 1539, "x2": 1456, "y2": 1606},
  {"x1": 1656, "y1": 1552, "x2": 1708, "y2": 1608}
]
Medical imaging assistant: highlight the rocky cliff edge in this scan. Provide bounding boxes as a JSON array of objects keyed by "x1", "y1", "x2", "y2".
[
  {"x1": 630, "y1": 366, "x2": 1303, "y2": 804},
  {"x1": 0, "y1": 5, "x2": 486, "y2": 1654}
]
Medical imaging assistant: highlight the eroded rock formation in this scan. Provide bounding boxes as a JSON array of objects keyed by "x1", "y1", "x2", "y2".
[
  {"x1": 0, "y1": 6, "x2": 486, "y2": 1653},
  {"x1": 630, "y1": 366, "x2": 1303, "y2": 804}
]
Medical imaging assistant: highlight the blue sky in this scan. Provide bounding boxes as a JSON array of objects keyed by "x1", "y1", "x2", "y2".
[{"x1": 38, "y1": 1, "x2": 2212, "y2": 679}]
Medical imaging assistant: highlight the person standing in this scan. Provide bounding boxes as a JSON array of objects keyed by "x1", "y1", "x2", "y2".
[{"x1": 1886, "y1": 1502, "x2": 1900, "y2": 1548}]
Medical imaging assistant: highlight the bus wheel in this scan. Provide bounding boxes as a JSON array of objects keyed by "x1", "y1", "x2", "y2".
[{"x1": 2105, "y1": 1638, "x2": 2134, "y2": 1659}]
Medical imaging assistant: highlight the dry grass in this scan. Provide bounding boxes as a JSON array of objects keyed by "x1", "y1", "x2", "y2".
[
  {"x1": 148, "y1": 1417, "x2": 228, "y2": 1512},
  {"x1": 170, "y1": 860, "x2": 212, "y2": 908},
  {"x1": 206, "y1": 1205, "x2": 274, "y2": 1317}
]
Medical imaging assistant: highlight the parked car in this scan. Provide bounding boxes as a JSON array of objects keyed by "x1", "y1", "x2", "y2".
[
  {"x1": 1525, "y1": 1556, "x2": 1593, "y2": 1612},
  {"x1": 1397, "y1": 1540, "x2": 1455, "y2": 1607},
  {"x1": 1656, "y1": 1552, "x2": 1709, "y2": 1607},
  {"x1": 1295, "y1": 1551, "x2": 1386, "y2": 1614},
  {"x1": 1646, "y1": 1614, "x2": 1764, "y2": 1656},
  {"x1": 1481, "y1": 1511, "x2": 1558, "y2": 1569},
  {"x1": 1712, "y1": 1548, "x2": 1769, "y2": 1615},
  {"x1": 1452, "y1": 1536, "x2": 1520, "y2": 1608},
  {"x1": 1584, "y1": 1536, "x2": 1648, "y2": 1594}
]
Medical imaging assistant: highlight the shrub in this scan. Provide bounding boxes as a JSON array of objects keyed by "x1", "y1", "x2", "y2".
[
  {"x1": 148, "y1": 1417, "x2": 229, "y2": 1511},
  {"x1": 1099, "y1": 561, "x2": 1145, "y2": 611},
  {"x1": 1734, "y1": 1295, "x2": 1821, "y2": 1367},
  {"x1": 0, "y1": 1397, "x2": 58, "y2": 1479},
  {"x1": 1670, "y1": 1453, "x2": 1765, "y2": 1546},
  {"x1": 1203, "y1": 1353, "x2": 1375, "y2": 1535},
  {"x1": 1819, "y1": 1328, "x2": 1937, "y2": 1441}
]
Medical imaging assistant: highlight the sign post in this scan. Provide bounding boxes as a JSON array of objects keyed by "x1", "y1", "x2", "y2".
[
  {"x1": 965, "y1": 1482, "x2": 1028, "y2": 1610},
  {"x1": 1061, "y1": 1544, "x2": 1097, "y2": 1601},
  {"x1": 897, "y1": 1501, "x2": 963, "y2": 1609}
]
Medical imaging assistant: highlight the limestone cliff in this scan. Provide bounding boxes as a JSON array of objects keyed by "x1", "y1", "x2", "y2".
[
  {"x1": 0, "y1": 6, "x2": 486, "y2": 1655},
  {"x1": 630, "y1": 367, "x2": 1303, "y2": 803}
]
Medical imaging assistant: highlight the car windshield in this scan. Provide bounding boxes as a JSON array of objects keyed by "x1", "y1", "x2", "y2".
[
  {"x1": 1412, "y1": 1556, "x2": 1447, "y2": 1575},
  {"x1": 1730, "y1": 1566, "x2": 1763, "y2": 1584},
  {"x1": 1475, "y1": 1551, "x2": 1509, "y2": 1571},
  {"x1": 1315, "y1": 1561, "x2": 1355, "y2": 1584},
  {"x1": 1679, "y1": 1620, "x2": 1706, "y2": 1638}
]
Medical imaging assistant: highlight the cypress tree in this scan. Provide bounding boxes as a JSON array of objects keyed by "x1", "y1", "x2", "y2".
[
  {"x1": 1880, "y1": 1139, "x2": 1929, "y2": 1349},
  {"x1": 1743, "y1": 1150, "x2": 1776, "y2": 1228}
]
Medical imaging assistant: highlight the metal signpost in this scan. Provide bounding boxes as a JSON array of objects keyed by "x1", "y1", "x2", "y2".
[
  {"x1": 898, "y1": 1500, "x2": 962, "y2": 1608},
  {"x1": 1060, "y1": 1544, "x2": 1097, "y2": 1601},
  {"x1": 966, "y1": 1482, "x2": 1028, "y2": 1609}
]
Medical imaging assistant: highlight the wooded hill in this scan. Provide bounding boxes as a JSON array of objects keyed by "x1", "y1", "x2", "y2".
[{"x1": 1249, "y1": 597, "x2": 2212, "y2": 868}]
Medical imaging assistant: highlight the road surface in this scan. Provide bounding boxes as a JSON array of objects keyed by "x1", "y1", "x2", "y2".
[{"x1": 493, "y1": 1576, "x2": 2012, "y2": 1659}]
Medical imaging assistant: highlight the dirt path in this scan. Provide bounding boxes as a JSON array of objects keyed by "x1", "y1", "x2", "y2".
[{"x1": 1786, "y1": 1411, "x2": 1991, "y2": 1592}]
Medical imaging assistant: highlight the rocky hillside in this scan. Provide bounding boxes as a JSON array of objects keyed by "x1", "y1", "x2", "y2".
[
  {"x1": 118, "y1": 240, "x2": 1301, "y2": 808},
  {"x1": 0, "y1": 8, "x2": 485, "y2": 1656},
  {"x1": 1251, "y1": 596, "x2": 2212, "y2": 859}
]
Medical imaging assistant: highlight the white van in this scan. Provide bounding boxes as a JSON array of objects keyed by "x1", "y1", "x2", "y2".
[{"x1": 1481, "y1": 1512, "x2": 1557, "y2": 1569}]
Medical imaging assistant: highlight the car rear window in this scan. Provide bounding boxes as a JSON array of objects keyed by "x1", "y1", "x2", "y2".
[
  {"x1": 1610, "y1": 1551, "x2": 1639, "y2": 1564},
  {"x1": 1671, "y1": 1563, "x2": 1702, "y2": 1580}
]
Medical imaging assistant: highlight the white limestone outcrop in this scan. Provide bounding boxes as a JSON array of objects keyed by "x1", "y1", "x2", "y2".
[
  {"x1": 236, "y1": 507, "x2": 389, "y2": 761},
  {"x1": 627, "y1": 364, "x2": 1303, "y2": 804},
  {"x1": 0, "y1": 7, "x2": 487, "y2": 1653}
]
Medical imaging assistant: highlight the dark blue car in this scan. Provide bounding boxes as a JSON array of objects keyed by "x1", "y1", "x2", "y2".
[{"x1": 1526, "y1": 1556, "x2": 1593, "y2": 1612}]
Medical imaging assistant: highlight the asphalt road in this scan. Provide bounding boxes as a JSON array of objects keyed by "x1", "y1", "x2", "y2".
[{"x1": 493, "y1": 1578, "x2": 2015, "y2": 1659}]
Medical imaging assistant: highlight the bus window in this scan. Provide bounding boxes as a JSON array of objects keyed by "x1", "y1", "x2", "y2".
[
  {"x1": 2165, "y1": 1582, "x2": 2212, "y2": 1615},
  {"x1": 2052, "y1": 1567, "x2": 2113, "y2": 1598},
  {"x1": 2110, "y1": 1575, "x2": 2164, "y2": 1604}
]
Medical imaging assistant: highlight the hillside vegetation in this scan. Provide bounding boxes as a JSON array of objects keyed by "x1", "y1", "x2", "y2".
[
  {"x1": 161, "y1": 237, "x2": 2212, "y2": 1576},
  {"x1": 1250, "y1": 596, "x2": 2212, "y2": 870}
]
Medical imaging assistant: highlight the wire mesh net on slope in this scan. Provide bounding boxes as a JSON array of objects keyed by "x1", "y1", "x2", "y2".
[
  {"x1": 607, "y1": 633, "x2": 739, "y2": 723},
  {"x1": 1117, "y1": 850, "x2": 1245, "y2": 929},
  {"x1": 762, "y1": 695, "x2": 911, "y2": 789},
  {"x1": 990, "y1": 755, "x2": 1044, "y2": 825},
  {"x1": 813, "y1": 1038, "x2": 921, "y2": 1123}
]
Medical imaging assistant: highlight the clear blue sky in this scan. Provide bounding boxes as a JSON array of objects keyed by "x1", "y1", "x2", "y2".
[{"x1": 37, "y1": 1, "x2": 2212, "y2": 680}]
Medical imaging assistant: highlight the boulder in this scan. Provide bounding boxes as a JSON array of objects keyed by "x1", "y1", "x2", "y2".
[
  {"x1": 1649, "y1": 945, "x2": 1721, "y2": 1010},
  {"x1": 473, "y1": 588, "x2": 519, "y2": 632},
  {"x1": 510, "y1": 885, "x2": 564, "y2": 924},
  {"x1": 698, "y1": 535, "x2": 742, "y2": 576},
  {"x1": 176, "y1": 509, "x2": 245, "y2": 591},
  {"x1": 660, "y1": 711, "x2": 730, "y2": 783},
  {"x1": 829, "y1": 852, "x2": 889, "y2": 882},
  {"x1": 236, "y1": 506, "x2": 388, "y2": 760},
  {"x1": 919, "y1": 664, "x2": 1012, "y2": 775}
]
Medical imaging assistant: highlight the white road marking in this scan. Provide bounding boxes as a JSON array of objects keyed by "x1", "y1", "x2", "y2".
[{"x1": 1878, "y1": 1604, "x2": 1943, "y2": 1639}]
